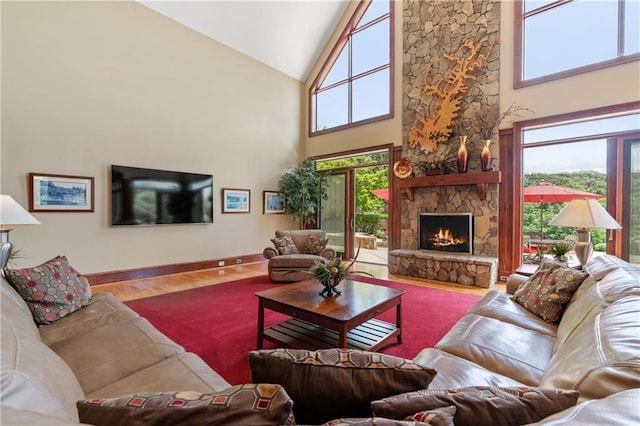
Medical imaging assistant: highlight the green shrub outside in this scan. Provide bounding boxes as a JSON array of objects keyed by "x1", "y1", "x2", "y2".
[{"x1": 356, "y1": 213, "x2": 388, "y2": 235}]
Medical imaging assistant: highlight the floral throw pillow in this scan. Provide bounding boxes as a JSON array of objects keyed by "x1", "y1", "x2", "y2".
[
  {"x1": 304, "y1": 235, "x2": 329, "y2": 255},
  {"x1": 4, "y1": 255, "x2": 93, "y2": 325},
  {"x1": 77, "y1": 384, "x2": 295, "y2": 426},
  {"x1": 271, "y1": 235, "x2": 300, "y2": 255},
  {"x1": 512, "y1": 259, "x2": 588, "y2": 324}
]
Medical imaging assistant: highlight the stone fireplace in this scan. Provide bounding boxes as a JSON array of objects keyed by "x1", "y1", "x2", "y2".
[{"x1": 389, "y1": 0, "x2": 500, "y2": 288}]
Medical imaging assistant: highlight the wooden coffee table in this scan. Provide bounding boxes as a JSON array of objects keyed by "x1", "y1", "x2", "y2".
[{"x1": 256, "y1": 279, "x2": 404, "y2": 351}]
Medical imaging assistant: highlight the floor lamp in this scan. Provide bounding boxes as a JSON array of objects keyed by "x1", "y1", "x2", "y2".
[
  {"x1": 0, "y1": 195, "x2": 40, "y2": 276},
  {"x1": 549, "y1": 198, "x2": 622, "y2": 267}
]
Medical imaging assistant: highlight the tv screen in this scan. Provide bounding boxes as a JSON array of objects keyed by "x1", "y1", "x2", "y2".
[{"x1": 111, "y1": 165, "x2": 213, "y2": 226}]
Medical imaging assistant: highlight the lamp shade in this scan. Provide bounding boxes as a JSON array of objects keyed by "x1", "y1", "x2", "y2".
[
  {"x1": 0, "y1": 195, "x2": 40, "y2": 230},
  {"x1": 549, "y1": 198, "x2": 622, "y2": 230}
]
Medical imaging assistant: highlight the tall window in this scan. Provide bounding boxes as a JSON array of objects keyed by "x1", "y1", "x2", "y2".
[
  {"x1": 310, "y1": 0, "x2": 393, "y2": 135},
  {"x1": 516, "y1": 0, "x2": 639, "y2": 86}
]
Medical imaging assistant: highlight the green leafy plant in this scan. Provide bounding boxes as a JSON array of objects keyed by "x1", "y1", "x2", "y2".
[
  {"x1": 7, "y1": 247, "x2": 23, "y2": 267},
  {"x1": 548, "y1": 242, "x2": 571, "y2": 261},
  {"x1": 278, "y1": 158, "x2": 329, "y2": 229},
  {"x1": 309, "y1": 245, "x2": 374, "y2": 296}
]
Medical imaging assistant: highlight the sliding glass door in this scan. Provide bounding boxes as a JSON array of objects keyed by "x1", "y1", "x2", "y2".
[{"x1": 623, "y1": 138, "x2": 640, "y2": 266}]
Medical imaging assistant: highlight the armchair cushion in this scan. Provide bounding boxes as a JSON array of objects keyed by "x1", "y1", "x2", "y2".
[{"x1": 271, "y1": 235, "x2": 300, "y2": 255}]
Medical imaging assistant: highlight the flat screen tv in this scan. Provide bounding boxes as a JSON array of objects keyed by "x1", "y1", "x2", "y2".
[{"x1": 111, "y1": 165, "x2": 213, "y2": 226}]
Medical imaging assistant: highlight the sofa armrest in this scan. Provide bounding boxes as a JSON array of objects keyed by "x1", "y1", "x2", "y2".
[
  {"x1": 263, "y1": 247, "x2": 278, "y2": 259},
  {"x1": 506, "y1": 273, "x2": 528, "y2": 294}
]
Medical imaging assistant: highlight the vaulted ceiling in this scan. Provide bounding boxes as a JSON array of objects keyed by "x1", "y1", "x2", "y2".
[{"x1": 139, "y1": 1, "x2": 350, "y2": 81}]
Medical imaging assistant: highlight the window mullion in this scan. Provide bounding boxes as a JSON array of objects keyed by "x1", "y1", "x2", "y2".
[{"x1": 618, "y1": 0, "x2": 625, "y2": 56}]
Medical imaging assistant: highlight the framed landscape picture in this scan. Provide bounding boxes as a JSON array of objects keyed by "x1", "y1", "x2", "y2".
[
  {"x1": 222, "y1": 188, "x2": 250, "y2": 213},
  {"x1": 29, "y1": 173, "x2": 95, "y2": 212},
  {"x1": 263, "y1": 191, "x2": 285, "y2": 214}
]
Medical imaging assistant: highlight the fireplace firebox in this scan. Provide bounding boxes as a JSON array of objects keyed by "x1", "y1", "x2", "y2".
[{"x1": 418, "y1": 213, "x2": 473, "y2": 254}]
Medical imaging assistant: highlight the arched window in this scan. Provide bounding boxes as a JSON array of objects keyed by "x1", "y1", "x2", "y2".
[{"x1": 310, "y1": 0, "x2": 393, "y2": 135}]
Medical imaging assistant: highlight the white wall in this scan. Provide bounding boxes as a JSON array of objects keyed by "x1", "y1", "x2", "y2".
[{"x1": 1, "y1": 1, "x2": 298, "y2": 273}]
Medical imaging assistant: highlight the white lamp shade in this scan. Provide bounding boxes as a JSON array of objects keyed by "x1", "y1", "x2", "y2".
[
  {"x1": 0, "y1": 195, "x2": 40, "y2": 230},
  {"x1": 549, "y1": 198, "x2": 622, "y2": 230}
]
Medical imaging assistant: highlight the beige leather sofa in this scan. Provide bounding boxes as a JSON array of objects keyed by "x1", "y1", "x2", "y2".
[
  {"x1": 1, "y1": 274, "x2": 232, "y2": 425},
  {"x1": 263, "y1": 229, "x2": 337, "y2": 282},
  {"x1": 409, "y1": 254, "x2": 640, "y2": 423}
]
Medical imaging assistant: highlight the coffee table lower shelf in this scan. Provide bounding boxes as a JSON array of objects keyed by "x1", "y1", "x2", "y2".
[{"x1": 263, "y1": 318, "x2": 399, "y2": 351}]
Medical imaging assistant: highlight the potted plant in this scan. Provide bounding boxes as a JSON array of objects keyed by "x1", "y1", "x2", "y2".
[
  {"x1": 309, "y1": 246, "x2": 373, "y2": 296},
  {"x1": 548, "y1": 242, "x2": 572, "y2": 263},
  {"x1": 278, "y1": 158, "x2": 328, "y2": 229}
]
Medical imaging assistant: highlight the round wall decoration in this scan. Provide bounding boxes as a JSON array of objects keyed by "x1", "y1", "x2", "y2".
[{"x1": 393, "y1": 159, "x2": 413, "y2": 179}]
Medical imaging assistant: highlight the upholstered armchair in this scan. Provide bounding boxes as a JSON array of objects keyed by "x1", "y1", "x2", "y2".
[{"x1": 263, "y1": 230, "x2": 337, "y2": 282}]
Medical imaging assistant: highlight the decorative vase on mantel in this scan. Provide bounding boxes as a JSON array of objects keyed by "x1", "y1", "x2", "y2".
[
  {"x1": 457, "y1": 136, "x2": 468, "y2": 173},
  {"x1": 480, "y1": 139, "x2": 492, "y2": 171}
]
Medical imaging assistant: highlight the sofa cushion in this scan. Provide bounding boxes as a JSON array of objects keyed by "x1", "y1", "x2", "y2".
[
  {"x1": 39, "y1": 292, "x2": 139, "y2": 346},
  {"x1": 87, "y1": 353, "x2": 231, "y2": 398},
  {"x1": 371, "y1": 386, "x2": 579, "y2": 426},
  {"x1": 249, "y1": 348, "x2": 437, "y2": 424},
  {"x1": 77, "y1": 384, "x2": 295, "y2": 426},
  {"x1": 49, "y1": 316, "x2": 184, "y2": 394},
  {"x1": 541, "y1": 295, "x2": 640, "y2": 400},
  {"x1": 412, "y1": 349, "x2": 525, "y2": 390},
  {"x1": 4, "y1": 255, "x2": 93, "y2": 325},
  {"x1": 524, "y1": 388, "x2": 640, "y2": 425},
  {"x1": 271, "y1": 235, "x2": 300, "y2": 255},
  {"x1": 1, "y1": 321, "x2": 85, "y2": 422},
  {"x1": 512, "y1": 260, "x2": 588, "y2": 324},
  {"x1": 304, "y1": 234, "x2": 329, "y2": 255},
  {"x1": 467, "y1": 290, "x2": 557, "y2": 337},
  {"x1": 434, "y1": 314, "x2": 555, "y2": 386}
]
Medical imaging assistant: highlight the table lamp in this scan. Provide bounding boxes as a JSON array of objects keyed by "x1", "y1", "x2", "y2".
[
  {"x1": 549, "y1": 198, "x2": 622, "y2": 267},
  {"x1": 0, "y1": 195, "x2": 40, "y2": 274}
]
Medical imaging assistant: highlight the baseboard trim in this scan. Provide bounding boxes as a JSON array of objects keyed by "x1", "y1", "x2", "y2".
[{"x1": 86, "y1": 253, "x2": 265, "y2": 285}]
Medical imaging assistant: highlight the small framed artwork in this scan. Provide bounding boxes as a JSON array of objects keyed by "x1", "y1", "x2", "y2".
[
  {"x1": 263, "y1": 191, "x2": 285, "y2": 214},
  {"x1": 29, "y1": 173, "x2": 95, "y2": 212},
  {"x1": 222, "y1": 188, "x2": 250, "y2": 213}
]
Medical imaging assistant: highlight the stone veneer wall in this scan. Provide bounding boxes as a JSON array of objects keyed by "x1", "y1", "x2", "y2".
[{"x1": 401, "y1": 0, "x2": 500, "y2": 257}]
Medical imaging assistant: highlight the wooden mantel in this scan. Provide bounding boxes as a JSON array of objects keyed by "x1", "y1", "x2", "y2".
[{"x1": 395, "y1": 171, "x2": 501, "y2": 201}]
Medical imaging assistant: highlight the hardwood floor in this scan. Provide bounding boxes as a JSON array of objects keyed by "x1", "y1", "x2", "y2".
[{"x1": 92, "y1": 260, "x2": 505, "y2": 302}]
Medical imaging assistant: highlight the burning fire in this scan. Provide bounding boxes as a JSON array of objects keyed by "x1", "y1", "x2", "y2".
[{"x1": 431, "y1": 228, "x2": 466, "y2": 247}]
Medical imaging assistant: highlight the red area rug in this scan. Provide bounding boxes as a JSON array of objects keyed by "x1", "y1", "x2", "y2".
[{"x1": 125, "y1": 275, "x2": 480, "y2": 385}]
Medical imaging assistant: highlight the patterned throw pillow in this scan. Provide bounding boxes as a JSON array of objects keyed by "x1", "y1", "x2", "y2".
[
  {"x1": 371, "y1": 386, "x2": 579, "y2": 426},
  {"x1": 323, "y1": 405, "x2": 455, "y2": 426},
  {"x1": 249, "y1": 348, "x2": 437, "y2": 425},
  {"x1": 512, "y1": 259, "x2": 588, "y2": 324},
  {"x1": 304, "y1": 235, "x2": 329, "y2": 255},
  {"x1": 4, "y1": 255, "x2": 93, "y2": 325},
  {"x1": 77, "y1": 384, "x2": 295, "y2": 426},
  {"x1": 271, "y1": 235, "x2": 300, "y2": 255}
]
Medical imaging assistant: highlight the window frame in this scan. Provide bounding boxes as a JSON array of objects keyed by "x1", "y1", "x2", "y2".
[
  {"x1": 309, "y1": 0, "x2": 394, "y2": 136},
  {"x1": 514, "y1": 0, "x2": 640, "y2": 88}
]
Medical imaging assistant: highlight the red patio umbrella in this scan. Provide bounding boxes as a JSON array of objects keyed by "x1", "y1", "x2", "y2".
[
  {"x1": 371, "y1": 188, "x2": 389, "y2": 201},
  {"x1": 523, "y1": 182, "x2": 604, "y2": 235}
]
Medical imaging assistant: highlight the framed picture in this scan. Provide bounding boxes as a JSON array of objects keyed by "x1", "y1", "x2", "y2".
[
  {"x1": 29, "y1": 173, "x2": 95, "y2": 212},
  {"x1": 222, "y1": 188, "x2": 250, "y2": 213},
  {"x1": 263, "y1": 191, "x2": 285, "y2": 214}
]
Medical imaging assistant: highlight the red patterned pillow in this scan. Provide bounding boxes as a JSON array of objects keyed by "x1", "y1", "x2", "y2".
[
  {"x1": 304, "y1": 235, "x2": 329, "y2": 255},
  {"x1": 271, "y1": 235, "x2": 300, "y2": 255},
  {"x1": 77, "y1": 384, "x2": 295, "y2": 426},
  {"x1": 512, "y1": 259, "x2": 588, "y2": 324},
  {"x1": 4, "y1": 255, "x2": 93, "y2": 325}
]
